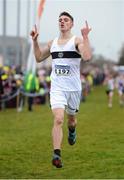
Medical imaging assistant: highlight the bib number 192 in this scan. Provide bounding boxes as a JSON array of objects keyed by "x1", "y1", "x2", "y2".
[{"x1": 55, "y1": 65, "x2": 70, "y2": 76}]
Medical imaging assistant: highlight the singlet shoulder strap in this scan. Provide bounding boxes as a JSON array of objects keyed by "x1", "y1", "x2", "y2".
[
  {"x1": 52, "y1": 37, "x2": 58, "y2": 45},
  {"x1": 50, "y1": 37, "x2": 58, "y2": 52}
]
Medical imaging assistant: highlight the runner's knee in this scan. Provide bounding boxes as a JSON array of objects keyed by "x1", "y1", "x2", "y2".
[{"x1": 54, "y1": 115, "x2": 64, "y2": 126}]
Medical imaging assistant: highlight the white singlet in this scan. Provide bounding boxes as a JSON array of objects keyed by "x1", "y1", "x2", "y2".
[{"x1": 50, "y1": 36, "x2": 81, "y2": 92}]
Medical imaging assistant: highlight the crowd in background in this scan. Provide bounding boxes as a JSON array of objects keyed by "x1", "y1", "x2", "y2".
[
  {"x1": 2, "y1": 64, "x2": 123, "y2": 111},
  {"x1": 0, "y1": 65, "x2": 51, "y2": 111},
  {"x1": 104, "y1": 72, "x2": 124, "y2": 108}
]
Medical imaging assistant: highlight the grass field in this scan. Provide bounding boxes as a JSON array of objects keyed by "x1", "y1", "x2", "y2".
[{"x1": 0, "y1": 86, "x2": 124, "y2": 179}]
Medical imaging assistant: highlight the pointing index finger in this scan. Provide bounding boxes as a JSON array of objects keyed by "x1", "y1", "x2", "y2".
[
  {"x1": 85, "y1": 20, "x2": 89, "y2": 28},
  {"x1": 34, "y1": 24, "x2": 37, "y2": 32}
]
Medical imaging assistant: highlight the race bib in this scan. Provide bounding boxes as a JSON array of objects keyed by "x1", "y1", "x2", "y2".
[{"x1": 55, "y1": 65, "x2": 70, "y2": 76}]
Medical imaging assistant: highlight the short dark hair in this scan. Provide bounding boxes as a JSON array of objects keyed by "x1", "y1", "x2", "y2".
[{"x1": 59, "y1": 11, "x2": 74, "y2": 22}]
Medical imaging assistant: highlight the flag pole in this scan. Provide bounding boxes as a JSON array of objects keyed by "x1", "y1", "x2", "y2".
[{"x1": 26, "y1": 0, "x2": 46, "y2": 74}]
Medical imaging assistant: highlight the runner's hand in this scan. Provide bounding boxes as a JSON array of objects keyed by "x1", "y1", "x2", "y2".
[
  {"x1": 30, "y1": 25, "x2": 39, "y2": 41},
  {"x1": 81, "y1": 21, "x2": 91, "y2": 39}
]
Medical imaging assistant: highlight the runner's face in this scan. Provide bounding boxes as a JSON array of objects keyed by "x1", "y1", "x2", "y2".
[{"x1": 58, "y1": 15, "x2": 73, "y2": 32}]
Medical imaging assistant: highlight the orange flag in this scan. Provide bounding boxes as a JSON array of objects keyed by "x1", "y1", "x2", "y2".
[{"x1": 38, "y1": 0, "x2": 46, "y2": 19}]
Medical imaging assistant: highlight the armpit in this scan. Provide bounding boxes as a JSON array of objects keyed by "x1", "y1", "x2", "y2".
[{"x1": 75, "y1": 37, "x2": 82, "y2": 53}]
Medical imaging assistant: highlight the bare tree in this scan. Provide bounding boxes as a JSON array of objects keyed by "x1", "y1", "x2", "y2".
[{"x1": 118, "y1": 44, "x2": 124, "y2": 65}]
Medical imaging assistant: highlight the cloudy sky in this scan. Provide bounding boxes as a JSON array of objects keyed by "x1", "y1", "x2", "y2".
[{"x1": 0, "y1": 0, "x2": 124, "y2": 62}]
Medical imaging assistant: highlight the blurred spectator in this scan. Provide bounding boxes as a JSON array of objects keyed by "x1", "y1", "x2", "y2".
[
  {"x1": 115, "y1": 73, "x2": 124, "y2": 106},
  {"x1": 23, "y1": 71, "x2": 39, "y2": 111},
  {"x1": 80, "y1": 74, "x2": 87, "y2": 102},
  {"x1": 0, "y1": 70, "x2": 4, "y2": 110},
  {"x1": 37, "y1": 69, "x2": 48, "y2": 104},
  {"x1": 104, "y1": 73, "x2": 115, "y2": 108},
  {"x1": 0, "y1": 71, "x2": 4, "y2": 95}
]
